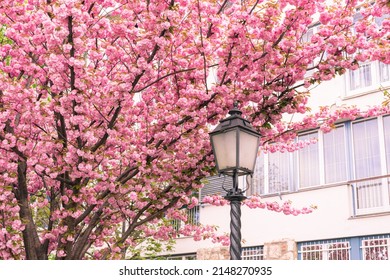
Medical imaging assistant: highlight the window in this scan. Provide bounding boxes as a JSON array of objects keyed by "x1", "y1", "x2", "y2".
[
  {"x1": 171, "y1": 206, "x2": 199, "y2": 233},
  {"x1": 346, "y1": 10, "x2": 390, "y2": 93},
  {"x1": 382, "y1": 116, "x2": 390, "y2": 206},
  {"x1": 242, "y1": 246, "x2": 264, "y2": 260},
  {"x1": 298, "y1": 132, "x2": 320, "y2": 188},
  {"x1": 251, "y1": 151, "x2": 293, "y2": 195},
  {"x1": 383, "y1": 116, "x2": 390, "y2": 174},
  {"x1": 346, "y1": 12, "x2": 390, "y2": 95},
  {"x1": 250, "y1": 153, "x2": 265, "y2": 196},
  {"x1": 352, "y1": 119, "x2": 381, "y2": 179},
  {"x1": 347, "y1": 61, "x2": 390, "y2": 94},
  {"x1": 268, "y1": 152, "x2": 291, "y2": 193},
  {"x1": 200, "y1": 175, "x2": 232, "y2": 201},
  {"x1": 362, "y1": 236, "x2": 390, "y2": 260},
  {"x1": 301, "y1": 26, "x2": 315, "y2": 43},
  {"x1": 323, "y1": 126, "x2": 347, "y2": 183},
  {"x1": 167, "y1": 254, "x2": 197, "y2": 260},
  {"x1": 349, "y1": 62, "x2": 373, "y2": 91},
  {"x1": 380, "y1": 62, "x2": 390, "y2": 84},
  {"x1": 352, "y1": 119, "x2": 382, "y2": 211},
  {"x1": 301, "y1": 24, "x2": 321, "y2": 72},
  {"x1": 299, "y1": 239, "x2": 350, "y2": 260},
  {"x1": 346, "y1": 61, "x2": 390, "y2": 96},
  {"x1": 351, "y1": 117, "x2": 390, "y2": 214}
]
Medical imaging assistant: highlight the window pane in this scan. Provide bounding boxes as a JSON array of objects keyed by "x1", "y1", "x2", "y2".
[
  {"x1": 349, "y1": 63, "x2": 373, "y2": 90},
  {"x1": 268, "y1": 151, "x2": 290, "y2": 193},
  {"x1": 328, "y1": 242, "x2": 350, "y2": 260},
  {"x1": 384, "y1": 116, "x2": 390, "y2": 203},
  {"x1": 251, "y1": 153, "x2": 264, "y2": 195},
  {"x1": 298, "y1": 132, "x2": 320, "y2": 188},
  {"x1": 362, "y1": 238, "x2": 389, "y2": 260},
  {"x1": 384, "y1": 116, "x2": 390, "y2": 173},
  {"x1": 301, "y1": 27, "x2": 314, "y2": 43},
  {"x1": 301, "y1": 245, "x2": 323, "y2": 260},
  {"x1": 299, "y1": 240, "x2": 350, "y2": 260},
  {"x1": 242, "y1": 246, "x2": 264, "y2": 260},
  {"x1": 352, "y1": 119, "x2": 381, "y2": 179},
  {"x1": 323, "y1": 126, "x2": 347, "y2": 183},
  {"x1": 380, "y1": 62, "x2": 390, "y2": 83}
]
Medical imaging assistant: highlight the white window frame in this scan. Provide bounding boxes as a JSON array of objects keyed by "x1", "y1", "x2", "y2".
[
  {"x1": 296, "y1": 126, "x2": 348, "y2": 189},
  {"x1": 296, "y1": 130, "x2": 321, "y2": 188},
  {"x1": 250, "y1": 151, "x2": 295, "y2": 195},
  {"x1": 361, "y1": 237, "x2": 390, "y2": 260},
  {"x1": 345, "y1": 60, "x2": 390, "y2": 97},
  {"x1": 266, "y1": 151, "x2": 294, "y2": 194},
  {"x1": 242, "y1": 246, "x2": 264, "y2": 260},
  {"x1": 299, "y1": 240, "x2": 351, "y2": 260},
  {"x1": 351, "y1": 116, "x2": 390, "y2": 215},
  {"x1": 322, "y1": 125, "x2": 349, "y2": 184}
]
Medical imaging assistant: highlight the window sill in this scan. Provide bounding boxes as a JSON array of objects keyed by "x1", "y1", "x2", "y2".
[
  {"x1": 343, "y1": 84, "x2": 390, "y2": 100},
  {"x1": 349, "y1": 210, "x2": 390, "y2": 220}
]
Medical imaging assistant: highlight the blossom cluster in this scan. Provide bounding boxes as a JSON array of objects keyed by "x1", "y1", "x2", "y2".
[{"x1": 203, "y1": 195, "x2": 315, "y2": 216}]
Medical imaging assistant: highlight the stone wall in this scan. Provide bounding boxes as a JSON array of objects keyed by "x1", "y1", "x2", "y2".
[
  {"x1": 197, "y1": 246, "x2": 230, "y2": 260},
  {"x1": 195, "y1": 239, "x2": 297, "y2": 260},
  {"x1": 263, "y1": 239, "x2": 297, "y2": 260}
]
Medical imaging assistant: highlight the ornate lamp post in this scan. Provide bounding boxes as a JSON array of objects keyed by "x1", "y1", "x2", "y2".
[{"x1": 209, "y1": 102, "x2": 261, "y2": 260}]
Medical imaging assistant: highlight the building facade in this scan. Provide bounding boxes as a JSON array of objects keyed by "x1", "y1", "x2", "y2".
[{"x1": 166, "y1": 57, "x2": 390, "y2": 260}]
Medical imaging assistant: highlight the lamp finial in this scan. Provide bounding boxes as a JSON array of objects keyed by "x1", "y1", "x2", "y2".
[{"x1": 229, "y1": 101, "x2": 242, "y2": 116}]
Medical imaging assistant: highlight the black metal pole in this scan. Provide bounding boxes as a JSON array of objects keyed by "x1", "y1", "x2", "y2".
[{"x1": 224, "y1": 170, "x2": 246, "y2": 260}]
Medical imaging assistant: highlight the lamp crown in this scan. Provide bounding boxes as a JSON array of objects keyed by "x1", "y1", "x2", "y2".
[{"x1": 228, "y1": 101, "x2": 242, "y2": 116}]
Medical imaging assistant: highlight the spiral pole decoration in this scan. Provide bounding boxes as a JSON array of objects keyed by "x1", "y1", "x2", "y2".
[{"x1": 224, "y1": 171, "x2": 246, "y2": 260}]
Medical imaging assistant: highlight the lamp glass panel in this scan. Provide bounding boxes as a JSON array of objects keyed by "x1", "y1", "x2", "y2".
[
  {"x1": 239, "y1": 131, "x2": 259, "y2": 172},
  {"x1": 211, "y1": 129, "x2": 237, "y2": 171}
]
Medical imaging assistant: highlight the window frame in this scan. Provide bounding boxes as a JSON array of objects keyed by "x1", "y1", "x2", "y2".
[
  {"x1": 350, "y1": 116, "x2": 390, "y2": 215},
  {"x1": 345, "y1": 61, "x2": 390, "y2": 97},
  {"x1": 242, "y1": 245, "x2": 264, "y2": 260},
  {"x1": 297, "y1": 130, "x2": 321, "y2": 188},
  {"x1": 298, "y1": 239, "x2": 351, "y2": 260}
]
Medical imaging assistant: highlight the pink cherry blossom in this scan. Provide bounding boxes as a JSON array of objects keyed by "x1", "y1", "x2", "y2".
[{"x1": 0, "y1": 0, "x2": 388, "y2": 260}]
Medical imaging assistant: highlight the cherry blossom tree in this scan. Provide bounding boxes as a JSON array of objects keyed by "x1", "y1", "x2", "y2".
[{"x1": 0, "y1": 0, "x2": 388, "y2": 259}]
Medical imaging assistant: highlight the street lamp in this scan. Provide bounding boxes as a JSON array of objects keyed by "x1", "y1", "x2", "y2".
[{"x1": 209, "y1": 102, "x2": 261, "y2": 260}]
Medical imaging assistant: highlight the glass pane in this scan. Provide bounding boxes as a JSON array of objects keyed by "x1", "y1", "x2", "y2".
[
  {"x1": 352, "y1": 119, "x2": 381, "y2": 179},
  {"x1": 298, "y1": 132, "x2": 320, "y2": 188},
  {"x1": 301, "y1": 27, "x2": 314, "y2": 43},
  {"x1": 383, "y1": 116, "x2": 390, "y2": 173},
  {"x1": 242, "y1": 246, "x2": 264, "y2": 260},
  {"x1": 380, "y1": 62, "x2": 390, "y2": 83},
  {"x1": 327, "y1": 242, "x2": 350, "y2": 260},
  {"x1": 323, "y1": 126, "x2": 347, "y2": 183},
  {"x1": 356, "y1": 179, "x2": 383, "y2": 209},
  {"x1": 349, "y1": 63, "x2": 373, "y2": 90},
  {"x1": 363, "y1": 239, "x2": 389, "y2": 260},
  {"x1": 251, "y1": 153, "x2": 264, "y2": 195},
  {"x1": 383, "y1": 116, "x2": 390, "y2": 204},
  {"x1": 268, "y1": 151, "x2": 290, "y2": 193},
  {"x1": 239, "y1": 131, "x2": 259, "y2": 172},
  {"x1": 301, "y1": 245, "x2": 323, "y2": 260},
  {"x1": 211, "y1": 130, "x2": 237, "y2": 171}
]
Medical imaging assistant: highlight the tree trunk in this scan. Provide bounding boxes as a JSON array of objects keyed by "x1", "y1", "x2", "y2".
[{"x1": 14, "y1": 161, "x2": 46, "y2": 259}]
